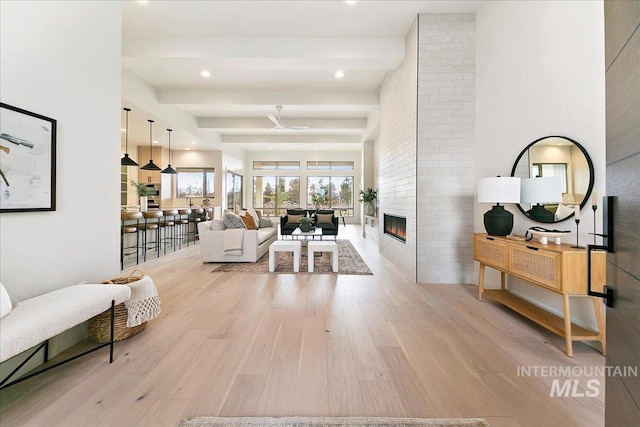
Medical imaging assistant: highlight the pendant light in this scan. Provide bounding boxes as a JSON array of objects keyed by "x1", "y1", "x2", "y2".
[
  {"x1": 161, "y1": 128, "x2": 177, "y2": 174},
  {"x1": 141, "y1": 119, "x2": 161, "y2": 171},
  {"x1": 120, "y1": 107, "x2": 138, "y2": 166}
]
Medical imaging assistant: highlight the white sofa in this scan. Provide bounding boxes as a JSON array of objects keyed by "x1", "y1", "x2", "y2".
[{"x1": 198, "y1": 220, "x2": 277, "y2": 263}]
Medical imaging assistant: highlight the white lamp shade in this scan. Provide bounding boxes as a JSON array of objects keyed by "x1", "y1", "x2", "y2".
[
  {"x1": 520, "y1": 177, "x2": 563, "y2": 204},
  {"x1": 478, "y1": 177, "x2": 521, "y2": 203}
]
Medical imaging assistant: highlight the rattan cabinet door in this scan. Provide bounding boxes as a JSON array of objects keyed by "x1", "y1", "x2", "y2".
[
  {"x1": 474, "y1": 235, "x2": 508, "y2": 270},
  {"x1": 509, "y1": 244, "x2": 561, "y2": 290}
]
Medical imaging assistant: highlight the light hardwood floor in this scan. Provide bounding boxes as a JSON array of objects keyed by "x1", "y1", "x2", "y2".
[{"x1": 0, "y1": 226, "x2": 605, "y2": 427}]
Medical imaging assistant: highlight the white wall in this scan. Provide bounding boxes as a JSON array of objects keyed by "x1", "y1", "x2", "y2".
[
  {"x1": 0, "y1": 1, "x2": 122, "y2": 302},
  {"x1": 476, "y1": 0, "x2": 606, "y2": 328}
]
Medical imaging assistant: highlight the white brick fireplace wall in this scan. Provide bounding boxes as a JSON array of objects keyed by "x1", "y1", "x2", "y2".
[
  {"x1": 378, "y1": 15, "x2": 474, "y2": 283},
  {"x1": 416, "y1": 14, "x2": 475, "y2": 283}
]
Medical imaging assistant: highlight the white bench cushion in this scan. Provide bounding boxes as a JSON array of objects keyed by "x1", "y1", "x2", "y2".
[{"x1": 0, "y1": 284, "x2": 131, "y2": 362}]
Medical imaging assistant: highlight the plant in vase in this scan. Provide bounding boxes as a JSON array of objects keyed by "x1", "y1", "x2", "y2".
[
  {"x1": 299, "y1": 216, "x2": 315, "y2": 232},
  {"x1": 359, "y1": 188, "x2": 377, "y2": 216},
  {"x1": 130, "y1": 180, "x2": 154, "y2": 212}
]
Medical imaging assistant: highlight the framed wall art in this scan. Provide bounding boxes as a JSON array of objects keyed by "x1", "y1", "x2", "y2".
[{"x1": 0, "y1": 103, "x2": 57, "y2": 212}]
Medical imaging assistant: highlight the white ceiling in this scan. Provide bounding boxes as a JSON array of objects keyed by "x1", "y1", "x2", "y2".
[{"x1": 121, "y1": 0, "x2": 481, "y2": 152}]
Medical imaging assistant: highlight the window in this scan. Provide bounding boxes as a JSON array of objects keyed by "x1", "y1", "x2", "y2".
[
  {"x1": 253, "y1": 176, "x2": 300, "y2": 216},
  {"x1": 226, "y1": 171, "x2": 243, "y2": 214},
  {"x1": 307, "y1": 161, "x2": 354, "y2": 170},
  {"x1": 176, "y1": 168, "x2": 214, "y2": 198},
  {"x1": 253, "y1": 161, "x2": 300, "y2": 170},
  {"x1": 307, "y1": 176, "x2": 354, "y2": 216}
]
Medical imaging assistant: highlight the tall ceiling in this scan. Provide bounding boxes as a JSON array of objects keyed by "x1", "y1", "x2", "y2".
[{"x1": 121, "y1": 0, "x2": 481, "y2": 152}]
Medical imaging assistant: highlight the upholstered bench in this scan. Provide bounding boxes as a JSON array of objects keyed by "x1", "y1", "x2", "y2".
[
  {"x1": 269, "y1": 240, "x2": 302, "y2": 273},
  {"x1": 0, "y1": 284, "x2": 131, "y2": 389},
  {"x1": 308, "y1": 241, "x2": 339, "y2": 272}
]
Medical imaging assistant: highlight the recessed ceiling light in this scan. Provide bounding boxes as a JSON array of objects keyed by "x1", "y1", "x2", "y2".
[
  {"x1": 191, "y1": 141, "x2": 197, "y2": 144},
  {"x1": 136, "y1": 0, "x2": 149, "y2": 4},
  {"x1": 201, "y1": 70, "x2": 211, "y2": 78},
  {"x1": 268, "y1": 147, "x2": 272, "y2": 150},
  {"x1": 185, "y1": 148, "x2": 190, "y2": 150},
  {"x1": 121, "y1": 128, "x2": 126, "y2": 132},
  {"x1": 334, "y1": 70, "x2": 345, "y2": 79},
  {"x1": 153, "y1": 140, "x2": 159, "y2": 144},
  {"x1": 345, "y1": 1, "x2": 357, "y2": 6}
]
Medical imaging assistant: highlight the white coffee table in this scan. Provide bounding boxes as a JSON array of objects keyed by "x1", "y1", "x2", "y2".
[
  {"x1": 291, "y1": 227, "x2": 323, "y2": 240},
  {"x1": 307, "y1": 241, "x2": 339, "y2": 272},
  {"x1": 269, "y1": 240, "x2": 301, "y2": 273}
]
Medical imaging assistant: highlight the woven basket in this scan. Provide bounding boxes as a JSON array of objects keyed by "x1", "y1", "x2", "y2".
[{"x1": 87, "y1": 269, "x2": 147, "y2": 343}]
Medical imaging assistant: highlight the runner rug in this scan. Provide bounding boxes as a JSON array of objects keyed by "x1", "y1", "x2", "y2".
[
  {"x1": 211, "y1": 239, "x2": 372, "y2": 275},
  {"x1": 179, "y1": 417, "x2": 490, "y2": 427}
]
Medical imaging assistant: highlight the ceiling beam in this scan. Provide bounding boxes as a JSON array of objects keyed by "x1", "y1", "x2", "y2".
[
  {"x1": 221, "y1": 134, "x2": 361, "y2": 144},
  {"x1": 159, "y1": 90, "x2": 379, "y2": 106}
]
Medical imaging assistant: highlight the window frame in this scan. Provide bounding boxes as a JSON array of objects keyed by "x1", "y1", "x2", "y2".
[{"x1": 176, "y1": 167, "x2": 215, "y2": 198}]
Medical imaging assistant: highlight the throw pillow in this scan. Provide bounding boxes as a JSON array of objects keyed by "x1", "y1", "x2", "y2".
[
  {"x1": 555, "y1": 203, "x2": 574, "y2": 221},
  {"x1": 223, "y1": 211, "x2": 245, "y2": 229},
  {"x1": 209, "y1": 219, "x2": 226, "y2": 230},
  {"x1": 0, "y1": 283, "x2": 12, "y2": 318},
  {"x1": 317, "y1": 209, "x2": 334, "y2": 215},
  {"x1": 287, "y1": 209, "x2": 305, "y2": 215},
  {"x1": 287, "y1": 214, "x2": 303, "y2": 223},
  {"x1": 246, "y1": 207, "x2": 261, "y2": 228},
  {"x1": 240, "y1": 212, "x2": 258, "y2": 230},
  {"x1": 259, "y1": 217, "x2": 273, "y2": 228},
  {"x1": 316, "y1": 213, "x2": 334, "y2": 224}
]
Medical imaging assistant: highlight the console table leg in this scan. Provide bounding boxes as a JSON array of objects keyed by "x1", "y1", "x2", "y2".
[
  {"x1": 500, "y1": 271, "x2": 506, "y2": 290},
  {"x1": 478, "y1": 264, "x2": 486, "y2": 301},
  {"x1": 592, "y1": 297, "x2": 606, "y2": 356},
  {"x1": 563, "y1": 294, "x2": 573, "y2": 357}
]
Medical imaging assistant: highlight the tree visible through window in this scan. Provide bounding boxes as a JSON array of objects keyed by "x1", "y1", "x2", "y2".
[
  {"x1": 177, "y1": 168, "x2": 214, "y2": 198},
  {"x1": 253, "y1": 176, "x2": 300, "y2": 216},
  {"x1": 307, "y1": 176, "x2": 353, "y2": 215},
  {"x1": 226, "y1": 171, "x2": 242, "y2": 213}
]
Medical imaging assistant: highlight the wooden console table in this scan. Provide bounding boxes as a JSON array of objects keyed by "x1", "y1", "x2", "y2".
[{"x1": 474, "y1": 233, "x2": 606, "y2": 357}]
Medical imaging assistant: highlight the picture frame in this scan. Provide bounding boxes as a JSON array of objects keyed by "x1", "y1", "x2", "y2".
[{"x1": 0, "y1": 103, "x2": 57, "y2": 212}]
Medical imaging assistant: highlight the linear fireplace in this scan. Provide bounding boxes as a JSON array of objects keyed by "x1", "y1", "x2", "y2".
[{"x1": 384, "y1": 214, "x2": 406, "y2": 243}]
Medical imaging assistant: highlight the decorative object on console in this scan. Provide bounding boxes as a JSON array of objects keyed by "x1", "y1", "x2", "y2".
[
  {"x1": 520, "y1": 176, "x2": 562, "y2": 222},
  {"x1": 572, "y1": 205, "x2": 582, "y2": 248},
  {"x1": 120, "y1": 107, "x2": 138, "y2": 166},
  {"x1": 359, "y1": 188, "x2": 377, "y2": 216},
  {"x1": 524, "y1": 226, "x2": 570, "y2": 245},
  {"x1": 161, "y1": 128, "x2": 177, "y2": 174},
  {"x1": 591, "y1": 190, "x2": 598, "y2": 245},
  {"x1": 141, "y1": 119, "x2": 161, "y2": 171},
  {"x1": 477, "y1": 176, "x2": 520, "y2": 236}
]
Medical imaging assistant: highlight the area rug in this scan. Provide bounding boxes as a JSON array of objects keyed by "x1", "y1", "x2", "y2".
[
  {"x1": 179, "y1": 417, "x2": 490, "y2": 427},
  {"x1": 211, "y1": 240, "x2": 373, "y2": 275}
]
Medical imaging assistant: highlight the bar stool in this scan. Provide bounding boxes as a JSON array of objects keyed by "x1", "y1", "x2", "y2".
[
  {"x1": 189, "y1": 207, "x2": 204, "y2": 242},
  {"x1": 138, "y1": 210, "x2": 163, "y2": 261},
  {"x1": 160, "y1": 209, "x2": 179, "y2": 255},
  {"x1": 121, "y1": 211, "x2": 142, "y2": 270},
  {"x1": 177, "y1": 208, "x2": 192, "y2": 247}
]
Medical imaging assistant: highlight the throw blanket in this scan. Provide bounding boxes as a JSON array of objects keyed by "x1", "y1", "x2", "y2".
[
  {"x1": 125, "y1": 275, "x2": 161, "y2": 327},
  {"x1": 224, "y1": 228, "x2": 245, "y2": 256}
]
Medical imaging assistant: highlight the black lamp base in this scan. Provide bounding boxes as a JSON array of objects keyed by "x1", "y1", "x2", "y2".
[
  {"x1": 484, "y1": 204, "x2": 514, "y2": 236},
  {"x1": 526, "y1": 203, "x2": 555, "y2": 223}
]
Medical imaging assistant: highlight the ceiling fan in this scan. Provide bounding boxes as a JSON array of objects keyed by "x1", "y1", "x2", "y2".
[{"x1": 267, "y1": 105, "x2": 309, "y2": 130}]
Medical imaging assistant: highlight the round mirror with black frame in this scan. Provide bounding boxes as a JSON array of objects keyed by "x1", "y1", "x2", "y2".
[{"x1": 510, "y1": 135, "x2": 594, "y2": 224}]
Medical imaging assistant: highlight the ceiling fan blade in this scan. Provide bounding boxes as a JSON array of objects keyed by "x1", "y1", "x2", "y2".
[
  {"x1": 283, "y1": 124, "x2": 309, "y2": 130},
  {"x1": 267, "y1": 114, "x2": 280, "y2": 126}
]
